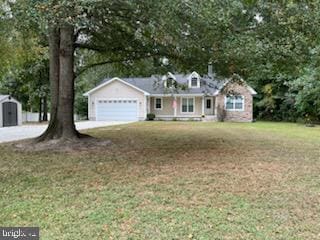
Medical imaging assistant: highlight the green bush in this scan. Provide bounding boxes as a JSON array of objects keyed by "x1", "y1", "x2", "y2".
[
  {"x1": 147, "y1": 113, "x2": 155, "y2": 121},
  {"x1": 287, "y1": 67, "x2": 320, "y2": 123}
]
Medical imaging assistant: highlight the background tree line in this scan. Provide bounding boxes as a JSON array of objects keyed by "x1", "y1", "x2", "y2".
[{"x1": 1, "y1": 0, "x2": 320, "y2": 125}]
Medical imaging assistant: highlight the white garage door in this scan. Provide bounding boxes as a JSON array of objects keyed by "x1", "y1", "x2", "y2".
[{"x1": 96, "y1": 99, "x2": 139, "y2": 121}]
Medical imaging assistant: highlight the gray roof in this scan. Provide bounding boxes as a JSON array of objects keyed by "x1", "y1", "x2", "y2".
[
  {"x1": 0, "y1": 95, "x2": 9, "y2": 102},
  {"x1": 97, "y1": 73, "x2": 226, "y2": 95}
]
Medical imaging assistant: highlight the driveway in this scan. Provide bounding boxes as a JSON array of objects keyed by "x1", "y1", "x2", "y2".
[{"x1": 0, "y1": 121, "x2": 133, "y2": 143}]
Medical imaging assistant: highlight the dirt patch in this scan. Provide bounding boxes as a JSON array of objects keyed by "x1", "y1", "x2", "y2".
[{"x1": 11, "y1": 137, "x2": 112, "y2": 153}]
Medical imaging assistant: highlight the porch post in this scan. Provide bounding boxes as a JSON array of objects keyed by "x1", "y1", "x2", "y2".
[
  {"x1": 145, "y1": 95, "x2": 148, "y2": 120},
  {"x1": 148, "y1": 96, "x2": 151, "y2": 114},
  {"x1": 202, "y1": 96, "x2": 205, "y2": 116},
  {"x1": 174, "y1": 96, "x2": 177, "y2": 117}
]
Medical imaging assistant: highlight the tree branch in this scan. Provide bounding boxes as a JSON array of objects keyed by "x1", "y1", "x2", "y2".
[
  {"x1": 74, "y1": 43, "x2": 107, "y2": 52},
  {"x1": 75, "y1": 56, "x2": 149, "y2": 77}
]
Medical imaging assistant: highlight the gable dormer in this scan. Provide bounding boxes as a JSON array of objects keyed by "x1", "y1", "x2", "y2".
[
  {"x1": 163, "y1": 72, "x2": 177, "y2": 88},
  {"x1": 188, "y1": 71, "x2": 200, "y2": 88}
]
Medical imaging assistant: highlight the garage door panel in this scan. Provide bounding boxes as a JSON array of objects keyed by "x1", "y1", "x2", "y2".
[{"x1": 96, "y1": 99, "x2": 138, "y2": 121}]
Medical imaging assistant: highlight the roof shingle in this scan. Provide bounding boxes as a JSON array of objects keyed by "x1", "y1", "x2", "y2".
[{"x1": 97, "y1": 73, "x2": 226, "y2": 95}]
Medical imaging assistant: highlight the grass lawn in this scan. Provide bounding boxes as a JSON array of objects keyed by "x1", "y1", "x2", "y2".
[{"x1": 1, "y1": 121, "x2": 320, "y2": 239}]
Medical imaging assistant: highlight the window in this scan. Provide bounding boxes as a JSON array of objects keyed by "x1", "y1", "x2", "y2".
[
  {"x1": 181, "y1": 97, "x2": 194, "y2": 113},
  {"x1": 188, "y1": 72, "x2": 200, "y2": 88},
  {"x1": 225, "y1": 96, "x2": 244, "y2": 111},
  {"x1": 206, "y1": 99, "x2": 211, "y2": 109},
  {"x1": 191, "y1": 77, "x2": 198, "y2": 87},
  {"x1": 166, "y1": 78, "x2": 175, "y2": 88},
  {"x1": 155, "y1": 98, "x2": 162, "y2": 110}
]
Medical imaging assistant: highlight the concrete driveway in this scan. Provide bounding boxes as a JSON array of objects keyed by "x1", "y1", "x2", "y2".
[{"x1": 0, "y1": 121, "x2": 133, "y2": 143}]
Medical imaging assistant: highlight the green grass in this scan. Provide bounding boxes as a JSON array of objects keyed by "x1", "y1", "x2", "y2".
[{"x1": 1, "y1": 121, "x2": 320, "y2": 239}]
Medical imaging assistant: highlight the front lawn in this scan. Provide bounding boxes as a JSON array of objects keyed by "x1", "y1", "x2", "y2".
[{"x1": 1, "y1": 122, "x2": 320, "y2": 239}]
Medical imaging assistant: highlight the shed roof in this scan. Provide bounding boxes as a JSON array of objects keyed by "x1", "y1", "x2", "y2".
[{"x1": 0, "y1": 95, "x2": 9, "y2": 102}]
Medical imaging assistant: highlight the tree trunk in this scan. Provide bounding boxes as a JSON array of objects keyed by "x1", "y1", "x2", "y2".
[
  {"x1": 43, "y1": 96, "x2": 48, "y2": 121},
  {"x1": 38, "y1": 98, "x2": 42, "y2": 122},
  {"x1": 36, "y1": 26, "x2": 61, "y2": 141},
  {"x1": 36, "y1": 24, "x2": 84, "y2": 142},
  {"x1": 57, "y1": 24, "x2": 79, "y2": 139}
]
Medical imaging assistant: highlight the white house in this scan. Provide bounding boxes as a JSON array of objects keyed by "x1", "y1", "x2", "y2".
[{"x1": 84, "y1": 70, "x2": 257, "y2": 122}]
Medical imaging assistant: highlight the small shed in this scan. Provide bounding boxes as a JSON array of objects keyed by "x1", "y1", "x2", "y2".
[{"x1": 0, "y1": 95, "x2": 22, "y2": 127}]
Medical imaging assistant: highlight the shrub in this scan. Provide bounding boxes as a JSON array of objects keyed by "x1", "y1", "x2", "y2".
[
  {"x1": 216, "y1": 106, "x2": 226, "y2": 122},
  {"x1": 147, "y1": 113, "x2": 155, "y2": 121}
]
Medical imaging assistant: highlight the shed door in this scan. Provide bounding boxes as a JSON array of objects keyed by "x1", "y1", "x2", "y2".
[
  {"x1": 96, "y1": 99, "x2": 138, "y2": 121},
  {"x1": 2, "y1": 102, "x2": 18, "y2": 127}
]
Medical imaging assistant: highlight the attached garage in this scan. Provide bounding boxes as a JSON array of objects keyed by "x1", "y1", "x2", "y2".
[
  {"x1": 96, "y1": 99, "x2": 139, "y2": 121},
  {"x1": 84, "y1": 78, "x2": 149, "y2": 121},
  {"x1": 0, "y1": 95, "x2": 22, "y2": 127}
]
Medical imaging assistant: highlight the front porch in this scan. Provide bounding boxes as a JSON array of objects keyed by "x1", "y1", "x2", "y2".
[{"x1": 147, "y1": 96, "x2": 217, "y2": 121}]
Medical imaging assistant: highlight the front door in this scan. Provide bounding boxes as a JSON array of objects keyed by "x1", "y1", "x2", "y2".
[
  {"x1": 204, "y1": 97, "x2": 214, "y2": 115},
  {"x1": 3, "y1": 102, "x2": 18, "y2": 127}
]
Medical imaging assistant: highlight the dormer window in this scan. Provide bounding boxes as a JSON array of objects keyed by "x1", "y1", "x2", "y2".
[
  {"x1": 166, "y1": 77, "x2": 175, "y2": 88},
  {"x1": 188, "y1": 72, "x2": 200, "y2": 88},
  {"x1": 191, "y1": 77, "x2": 198, "y2": 87},
  {"x1": 163, "y1": 72, "x2": 177, "y2": 88}
]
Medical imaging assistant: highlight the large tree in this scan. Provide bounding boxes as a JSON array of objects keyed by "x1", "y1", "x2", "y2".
[
  {"x1": 4, "y1": 0, "x2": 320, "y2": 137},
  {"x1": 7, "y1": 0, "x2": 194, "y2": 142}
]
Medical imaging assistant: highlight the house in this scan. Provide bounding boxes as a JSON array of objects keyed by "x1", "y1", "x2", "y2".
[
  {"x1": 84, "y1": 69, "x2": 257, "y2": 122},
  {"x1": 0, "y1": 95, "x2": 22, "y2": 127}
]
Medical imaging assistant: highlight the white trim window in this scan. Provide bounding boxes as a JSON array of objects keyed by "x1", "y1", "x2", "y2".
[
  {"x1": 191, "y1": 77, "x2": 199, "y2": 88},
  {"x1": 154, "y1": 97, "x2": 163, "y2": 110},
  {"x1": 188, "y1": 71, "x2": 200, "y2": 88},
  {"x1": 225, "y1": 95, "x2": 244, "y2": 111},
  {"x1": 163, "y1": 72, "x2": 177, "y2": 89},
  {"x1": 181, "y1": 97, "x2": 194, "y2": 113},
  {"x1": 165, "y1": 77, "x2": 176, "y2": 88}
]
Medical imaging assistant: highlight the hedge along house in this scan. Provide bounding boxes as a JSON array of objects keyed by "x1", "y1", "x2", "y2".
[
  {"x1": 0, "y1": 95, "x2": 22, "y2": 127},
  {"x1": 84, "y1": 67, "x2": 257, "y2": 122}
]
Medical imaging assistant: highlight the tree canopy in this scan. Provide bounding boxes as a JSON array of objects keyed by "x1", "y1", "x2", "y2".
[{"x1": 1, "y1": 0, "x2": 320, "y2": 129}]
